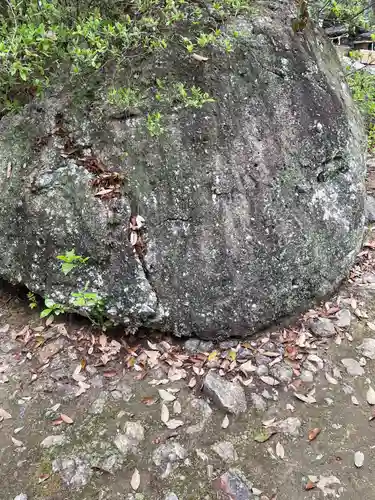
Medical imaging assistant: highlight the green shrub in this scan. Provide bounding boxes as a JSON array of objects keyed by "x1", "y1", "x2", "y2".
[
  {"x1": 0, "y1": 0, "x2": 250, "y2": 116},
  {"x1": 347, "y1": 68, "x2": 375, "y2": 151}
]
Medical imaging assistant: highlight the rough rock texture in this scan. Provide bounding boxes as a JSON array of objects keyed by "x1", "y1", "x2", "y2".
[
  {"x1": 0, "y1": 0, "x2": 366, "y2": 338},
  {"x1": 203, "y1": 371, "x2": 247, "y2": 414}
]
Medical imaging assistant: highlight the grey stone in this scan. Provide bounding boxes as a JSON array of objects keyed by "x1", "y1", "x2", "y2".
[
  {"x1": 212, "y1": 441, "x2": 238, "y2": 463},
  {"x1": 335, "y1": 309, "x2": 352, "y2": 328},
  {"x1": 52, "y1": 456, "x2": 92, "y2": 489},
  {"x1": 114, "y1": 421, "x2": 144, "y2": 455},
  {"x1": 276, "y1": 417, "x2": 301, "y2": 437},
  {"x1": 341, "y1": 358, "x2": 365, "y2": 376},
  {"x1": 183, "y1": 339, "x2": 200, "y2": 353},
  {"x1": 89, "y1": 392, "x2": 108, "y2": 415},
  {"x1": 308, "y1": 317, "x2": 336, "y2": 338},
  {"x1": 300, "y1": 370, "x2": 314, "y2": 383},
  {"x1": 198, "y1": 341, "x2": 214, "y2": 353},
  {"x1": 152, "y1": 442, "x2": 187, "y2": 467},
  {"x1": 214, "y1": 469, "x2": 253, "y2": 500},
  {"x1": 270, "y1": 364, "x2": 293, "y2": 383},
  {"x1": 165, "y1": 494, "x2": 179, "y2": 500},
  {"x1": 14, "y1": 495, "x2": 28, "y2": 500},
  {"x1": 366, "y1": 195, "x2": 375, "y2": 222},
  {"x1": 203, "y1": 371, "x2": 247, "y2": 414},
  {"x1": 237, "y1": 348, "x2": 253, "y2": 360},
  {"x1": 40, "y1": 434, "x2": 67, "y2": 448},
  {"x1": 256, "y1": 365, "x2": 269, "y2": 377},
  {"x1": 0, "y1": 5, "x2": 365, "y2": 339},
  {"x1": 186, "y1": 398, "x2": 212, "y2": 434},
  {"x1": 251, "y1": 393, "x2": 267, "y2": 411},
  {"x1": 111, "y1": 380, "x2": 133, "y2": 401},
  {"x1": 357, "y1": 338, "x2": 375, "y2": 359}
]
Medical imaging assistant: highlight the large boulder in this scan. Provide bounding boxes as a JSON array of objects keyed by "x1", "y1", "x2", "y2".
[{"x1": 0, "y1": 1, "x2": 366, "y2": 338}]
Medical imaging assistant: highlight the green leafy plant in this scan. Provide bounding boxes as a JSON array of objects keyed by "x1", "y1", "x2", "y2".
[
  {"x1": 175, "y1": 83, "x2": 215, "y2": 108},
  {"x1": 147, "y1": 111, "x2": 164, "y2": 136},
  {"x1": 27, "y1": 291, "x2": 38, "y2": 310},
  {"x1": 0, "y1": 0, "x2": 248, "y2": 114},
  {"x1": 56, "y1": 249, "x2": 89, "y2": 275},
  {"x1": 347, "y1": 68, "x2": 375, "y2": 150},
  {"x1": 40, "y1": 298, "x2": 66, "y2": 318},
  {"x1": 107, "y1": 87, "x2": 144, "y2": 108},
  {"x1": 70, "y1": 283, "x2": 109, "y2": 327}
]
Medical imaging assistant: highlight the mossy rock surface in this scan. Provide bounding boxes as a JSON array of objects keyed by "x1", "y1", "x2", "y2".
[{"x1": 0, "y1": 0, "x2": 366, "y2": 338}]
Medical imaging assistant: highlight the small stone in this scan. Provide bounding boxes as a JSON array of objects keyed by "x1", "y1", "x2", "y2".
[
  {"x1": 366, "y1": 194, "x2": 375, "y2": 222},
  {"x1": 14, "y1": 495, "x2": 28, "y2": 500},
  {"x1": 214, "y1": 469, "x2": 252, "y2": 499},
  {"x1": 341, "y1": 358, "x2": 364, "y2": 376},
  {"x1": 354, "y1": 451, "x2": 364, "y2": 468},
  {"x1": 198, "y1": 341, "x2": 214, "y2": 353},
  {"x1": 270, "y1": 364, "x2": 293, "y2": 383},
  {"x1": 203, "y1": 371, "x2": 247, "y2": 414},
  {"x1": 183, "y1": 339, "x2": 200, "y2": 353},
  {"x1": 219, "y1": 340, "x2": 238, "y2": 350},
  {"x1": 40, "y1": 435, "x2": 67, "y2": 448},
  {"x1": 38, "y1": 337, "x2": 66, "y2": 364},
  {"x1": 111, "y1": 380, "x2": 133, "y2": 401},
  {"x1": 308, "y1": 317, "x2": 336, "y2": 338},
  {"x1": 165, "y1": 494, "x2": 179, "y2": 500},
  {"x1": 89, "y1": 392, "x2": 108, "y2": 415},
  {"x1": 256, "y1": 365, "x2": 268, "y2": 377},
  {"x1": 114, "y1": 421, "x2": 144, "y2": 455},
  {"x1": 335, "y1": 309, "x2": 351, "y2": 328},
  {"x1": 300, "y1": 370, "x2": 314, "y2": 383},
  {"x1": 237, "y1": 347, "x2": 253, "y2": 360},
  {"x1": 186, "y1": 398, "x2": 212, "y2": 434},
  {"x1": 358, "y1": 338, "x2": 375, "y2": 360},
  {"x1": 152, "y1": 442, "x2": 187, "y2": 467},
  {"x1": 52, "y1": 456, "x2": 92, "y2": 489},
  {"x1": 211, "y1": 441, "x2": 238, "y2": 463},
  {"x1": 276, "y1": 417, "x2": 301, "y2": 436},
  {"x1": 251, "y1": 393, "x2": 267, "y2": 411}
]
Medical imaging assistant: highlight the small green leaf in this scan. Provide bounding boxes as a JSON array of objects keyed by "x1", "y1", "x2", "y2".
[
  {"x1": 44, "y1": 298, "x2": 56, "y2": 308},
  {"x1": 40, "y1": 308, "x2": 52, "y2": 318},
  {"x1": 61, "y1": 262, "x2": 75, "y2": 275},
  {"x1": 227, "y1": 349, "x2": 237, "y2": 362},
  {"x1": 253, "y1": 428, "x2": 276, "y2": 443}
]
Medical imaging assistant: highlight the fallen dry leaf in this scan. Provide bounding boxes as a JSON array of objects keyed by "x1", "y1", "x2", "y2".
[
  {"x1": 308, "y1": 428, "x2": 321, "y2": 441},
  {"x1": 188, "y1": 377, "x2": 197, "y2": 388},
  {"x1": 254, "y1": 428, "x2": 276, "y2": 443},
  {"x1": 305, "y1": 481, "x2": 316, "y2": 491},
  {"x1": 0, "y1": 408, "x2": 12, "y2": 420},
  {"x1": 38, "y1": 473, "x2": 50, "y2": 483},
  {"x1": 260, "y1": 375, "x2": 279, "y2": 386},
  {"x1": 158, "y1": 389, "x2": 176, "y2": 402},
  {"x1": 294, "y1": 392, "x2": 316, "y2": 404},
  {"x1": 60, "y1": 413, "x2": 74, "y2": 424},
  {"x1": 221, "y1": 415, "x2": 229, "y2": 429},
  {"x1": 131, "y1": 468, "x2": 140, "y2": 491},
  {"x1": 141, "y1": 396, "x2": 157, "y2": 406},
  {"x1": 161, "y1": 404, "x2": 169, "y2": 424},
  {"x1": 165, "y1": 419, "x2": 184, "y2": 429},
  {"x1": 275, "y1": 442, "x2": 285, "y2": 459},
  {"x1": 367, "y1": 386, "x2": 375, "y2": 405},
  {"x1": 192, "y1": 53, "x2": 209, "y2": 62},
  {"x1": 354, "y1": 451, "x2": 364, "y2": 468},
  {"x1": 173, "y1": 400, "x2": 181, "y2": 414},
  {"x1": 11, "y1": 436, "x2": 23, "y2": 447}
]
